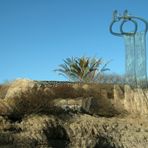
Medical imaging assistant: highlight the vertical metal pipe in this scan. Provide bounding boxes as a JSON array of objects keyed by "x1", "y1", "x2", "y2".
[
  {"x1": 123, "y1": 35, "x2": 137, "y2": 86},
  {"x1": 109, "y1": 10, "x2": 148, "y2": 88}
]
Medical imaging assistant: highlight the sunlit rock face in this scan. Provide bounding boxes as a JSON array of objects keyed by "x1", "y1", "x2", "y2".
[
  {"x1": 113, "y1": 84, "x2": 148, "y2": 115},
  {"x1": 124, "y1": 85, "x2": 148, "y2": 115},
  {"x1": 0, "y1": 79, "x2": 148, "y2": 147}
]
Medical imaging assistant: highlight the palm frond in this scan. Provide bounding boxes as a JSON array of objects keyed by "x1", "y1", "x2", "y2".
[{"x1": 54, "y1": 56, "x2": 111, "y2": 82}]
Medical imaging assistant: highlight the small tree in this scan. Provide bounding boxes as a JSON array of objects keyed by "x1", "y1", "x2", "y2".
[{"x1": 55, "y1": 56, "x2": 110, "y2": 82}]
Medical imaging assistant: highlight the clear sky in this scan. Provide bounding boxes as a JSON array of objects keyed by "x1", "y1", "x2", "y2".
[{"x1": 0, "y1": 0, "x2": 148, "y2": 83}]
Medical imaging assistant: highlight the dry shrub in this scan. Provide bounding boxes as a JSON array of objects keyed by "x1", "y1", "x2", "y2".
[
  {"x1": 82, "y1": 96, "x2": 118, "y2": 117},
  {"x1": 3, "y1": 79, "x2": 54, "y2": 116},
  {"x1": 50, "y1": 84, "x2": 80, "y2": 98},
  {"x1": 0, "y1": 84, "x2": 10, "y2": 99},
  {"x1": 0, "y1": 79, "x2": 117, "y2": 117},
  {"x1": 50, "y1": 83, "x2": 93, "y2": 98},
  {"x1": 3, "y1": 80, "x2": 89, "y2": 116},
  {"x1": 0, "y1": 99, "x2": 13, "y2": 115},
  {"x1": 50, "y1": 83, "x2": 117, "y2": 117}
]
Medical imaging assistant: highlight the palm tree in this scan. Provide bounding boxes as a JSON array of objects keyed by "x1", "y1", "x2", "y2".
[{"x1": 55, "y1": 56, "x2": 110, "y2": 82}]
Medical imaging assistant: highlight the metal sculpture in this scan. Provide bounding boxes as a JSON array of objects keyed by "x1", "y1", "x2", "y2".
[{"x1": 110, "y1": 10, "x2": 148, "y2": 87}]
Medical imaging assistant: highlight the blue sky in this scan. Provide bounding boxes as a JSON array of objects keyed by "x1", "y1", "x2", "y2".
[{"x1": 0, "y1": 0, "x2": 148, "y2": 83}]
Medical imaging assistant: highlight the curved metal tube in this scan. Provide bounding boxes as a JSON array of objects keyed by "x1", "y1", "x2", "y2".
[
  {"x1": 109, "y1": 20, "x2": 123, "y2": 37},
  {"x1": 120, "y1": 19, "x2": 138, "y2": 36},
  {"x1": 130, "y1": 16, "x2": 148, "y2": 34},
  {"x1": 109, "y1": 10, "x2": 148, "y2": 36},
  {"x1": 109, "y1": 10, "x2": 123, "y2": 37}
]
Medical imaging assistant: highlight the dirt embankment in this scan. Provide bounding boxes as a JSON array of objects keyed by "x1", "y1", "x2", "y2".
[{"x1": 0, "y1": 79, "x2": 148, "y2": 148}]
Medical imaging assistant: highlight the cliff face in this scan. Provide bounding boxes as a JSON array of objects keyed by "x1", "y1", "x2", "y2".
[
  {"x1": 0, "y1": 79, "x2": 148, "y2": 148},
  {"x1": 114, "y1": 85, "x2": 148, "y2": 115}
]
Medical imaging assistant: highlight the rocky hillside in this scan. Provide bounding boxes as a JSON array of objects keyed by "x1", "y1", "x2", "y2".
[{"x1": 0, "y1": 79, "x2": 148, "y2": 148}]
